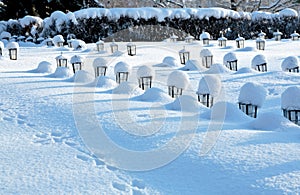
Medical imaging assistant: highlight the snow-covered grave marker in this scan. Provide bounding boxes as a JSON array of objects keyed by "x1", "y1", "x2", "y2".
[
  {"x1": 167, "y1": 70, "x2": 189, "y2": 98},
  {"x1": 238, "y1": 82, "x2": 267, "y2": 118},
  {"x1": 200, "y1": 30, "x2": 210, "y2": 46},
  {"x1": 281, "y1": 56, "x2": 299, "y2": 73},
  {"x1": 70, "y1": 55, "x2": 85, "y2": 74},
  {"x1": 93, "y1": 57, "x2": 108, "y2": 77},
  {"x1": 137, "y1": 65, "x2": 155, "y2": 90},
  {"x1": 196, "y1": 75, "x2": 222, "y2": 108},
  {"x1": 178, "y1": 46, "x2": 190, "y2": 65},
  {"x1": 55, "y1": 52, "x2": 68, "y2": 67},
  {"x1": 281, "y1": 86, "x2": 300, "y2": 125},
  {"x1": 114, "y1": 61, "x2": 131, "y2": 84},
  {"x1": 251, "y1": 54, "x2": 267, "y2": 72},
  {"x1": 200, "y1": 48, "x2": 213, "y2": 68},
  {"x1": 6, "y1": 41, "x2": 19, "y2": 60},
  {"x1": 223, "y1": 52, "x2": 238, "y2": 71}
]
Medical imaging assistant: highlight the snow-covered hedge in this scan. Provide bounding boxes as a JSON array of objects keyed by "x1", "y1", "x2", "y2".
[{"x1": 0, "y1": 7, "x2": 299, "y2": 43}]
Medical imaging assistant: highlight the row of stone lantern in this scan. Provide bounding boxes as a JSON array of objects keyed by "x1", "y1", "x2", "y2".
[
  {"x1": 55, "y1": 53, "x2": 85, "y2": 74},
  {"x1": 97, "y1": 39, "x2": 137, "y2": 56}
]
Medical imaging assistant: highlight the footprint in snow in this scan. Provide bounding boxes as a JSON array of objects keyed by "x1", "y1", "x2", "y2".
[
  {"x1": 2, "y1": 116, "x2": 14, "y2": 122},
  {"x1": 112, "y1": 182, "x2": 127, "y2": 192},
  {"x1": 132, "y1": 179, "x2": 145, "y2": 189},
  {"x1": 76, "y1": 154, "x2": 91, "y2": 162}
]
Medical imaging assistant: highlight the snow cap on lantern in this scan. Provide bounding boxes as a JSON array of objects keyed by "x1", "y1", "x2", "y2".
[
  {"x1": 238, "y1": 82, "x2": 267, "y2": 118},
  {"x1": 200, "y1": 31, "x2": 210, "y2": 45},
  {"x1": 93, "y1": 57, "x2": 108, "y2": 77},
  {"x1": 114, "y1": 61, "x2": 131, "y2": 83},
  {"x1": 251, "y1": 54, "x2": 267, "y2": 72},
  {"x1": 70, "y1": 55, "x2": 85, "y2": 73},
  {"x1": 197, "y1": 75, "x2": 222, "y2": 107},
  {"x1": 281, "y1": 56, "x2": 299, "y2": 72},
  {"x1": 167, "y1": 70, "x2": 189, "y2": 98},
  {"x1": 55, "y1": 53, "x2": 68, "y2": 67},
  {"x1": 137, "y1": 65, "x2": 155, "y2": 90},
  {"x1": 53, "y1": 34, "x2": 65, "y2": 47},
  {"x1": 200, "y1": 48, "x2": 213, "y2": 68},
  {"x1": 223, "y1": 52, "x2": 238, "y2": 71},
  {"x1": 281, "y1": 86, "x2": 300, "y2": 125}
]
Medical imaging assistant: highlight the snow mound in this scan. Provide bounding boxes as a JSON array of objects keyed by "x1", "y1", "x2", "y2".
[
  {"x1": 281, "y1": 56, "x2": 299, "y2": 71},
  {"x1": 51, "y1": 67, "x2": 73, "y2": 78},
  {"x1": 70, "y1": 70, "x2": 94, "y2": 83},
  {"x1": 251, "y1": 54, "x2": 267, "y2": 68},
  {"x1": 136, "y1": 65, "x2": 155, "y2": 78},
  {"x1": 93, "y1": 57, "x2": 107, "y2": 68},
  {"x1": 114, "y1": 61, "x2": 131, "y2": 74},
  {"x1": 202, "y1": 101, "x2": 251, "y2": 122},
  {"x1": 88, "y1": 76, "x2": 117, "y2": 89},
  {"x1": 167, "y1": 95, "x2": 199, "y2": 112},
  {"x1": 180, "y1": 60, "x2": 206, "y2": 71},
  {"x1": 167, "y1": 70, "x2": 190, "y2": 89},
  {"x1": 36, "y1": 61, "x2": 55, "y2": 73},
  {"x1": 137, "y1": 87, "x2": 172, "y2": 102},
  {"x1": 251, "y1": 112, "x2": 295, "y2": 131},
  {"x1": 200, "y1": 48, "x2": 213, "y2": 57},
  {"x1": 113, "y1": 82, "x2": 142, "y2": 95},
  {"x1": 205, "y1": 63, "x2": 231, "y2": 74},
  {"x1": 234, "y1": 67, "x2": 256, "y2": 74},
  {"x1": 223, "y1": 52, "x2": 237, "y2": 65},
  {"x1": 161, "y1": 56, "x2": 180, "y2": 67},
  {"x1": 236, "y1": 46, "x2": 256, "y2": 52},
  {"x1": 71, "y1": 39, "x2": 87, "y2": 50},
  {"x1": 238, "y1": 82, "x2": 267, "y2": 107},
  {"x1": 197, "y1": 75, "x2": 222, "y2": 97},
  {"x1": 281, "y1": 86, "x2": 300, "y2": 110},
  {"x1": 0, "y1": 31, "x2": 11, "y2": 40}
]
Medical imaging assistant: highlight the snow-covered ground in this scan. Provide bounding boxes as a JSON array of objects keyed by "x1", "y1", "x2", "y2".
[{"x1": 1, "y1": 37, "x2": 300, "y2": 194}]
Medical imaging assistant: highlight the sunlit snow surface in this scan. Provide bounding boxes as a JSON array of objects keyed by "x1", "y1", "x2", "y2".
[{"x1": 1, "y1": 39, "x2": 300, "y2": 194}]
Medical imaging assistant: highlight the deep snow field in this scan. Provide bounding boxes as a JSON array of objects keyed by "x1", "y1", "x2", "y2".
[{"x1": 1, "y1": 37, "x2": 300, "y2": 194}]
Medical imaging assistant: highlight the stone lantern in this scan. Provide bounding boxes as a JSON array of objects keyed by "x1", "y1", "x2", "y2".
[
  {"x1": 55, "y1": 53, "x2": 68, "y2": 67},
  {"x1": 127, "y1": 40, "x2": 136, "y2": 56},
  {"x1": 251, "y1": 54, "x2": 267, "y2": 72},
  {"x1": 185, "y1": 33, "x2": 194, "y2": 43},
  {"x1": 137, "y1": 65, "x2": 155, "y2": 90},
  {"x1": 281, "y1": 86, "x2": 300, "y2": 125},
  {"x1": 290, "y1": 31, "x2": 299, "y2": 41},
  {"x1": 235, "y1": 34, "x2": 245, "y2": 49},
  {"x1": 196, "y1": 75, "x2": 221, "y2": 107},
  {"x1": 96, "y1": 40, "x2": 104, "y2": 52},
  {"x1": 281, "y1": 56, "x2": 299, "y2": 73},
  {"x1": 256, "y1": 37, "x2": 266, "y2": 50},
  {"x1": 53, "y1": 35, "x2": 65, "y2": 47},
  {"x1": 238, "y1": 82, "x2": 266, "y2": 118},
  {"x1": 200, "y1": 48, "x2": 213, "y2": 68},
  {"x1": 93, "y1": 57, "x2": 108, "y2": 77},
  {"x1": 170, "y1": 33, "x2": 178, "y2": 42},
  {"x1": 179, "y1": 46, "x2": 190, "y2": 65},
  {"x1": 7, "y1": 42, "x2": 19, "y2": 60},
  {"x1": 110, "y1": 39, "x2": 118, "y2": 53},
  {"x1": 273, "y1": 29, "x2": 283, "y2": 41},
  {"x1": 200, "y1": 31, "x2": 210, "y2": 45},
  {"x1": 218, "y1": 32, "x2": 227, "y2": 47},
  {"x1": 223, "y1": 52, "x2": 238, "y2": 71},
  {"x1": 167, "y1": 70, "x2": 189, "y2": 98},
  {"x1": 114, "y1": 61, "x2": 131, "y2": 84},
  {"x1": 70, "y1": 55, "x2": 84, "y2": 73}
]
